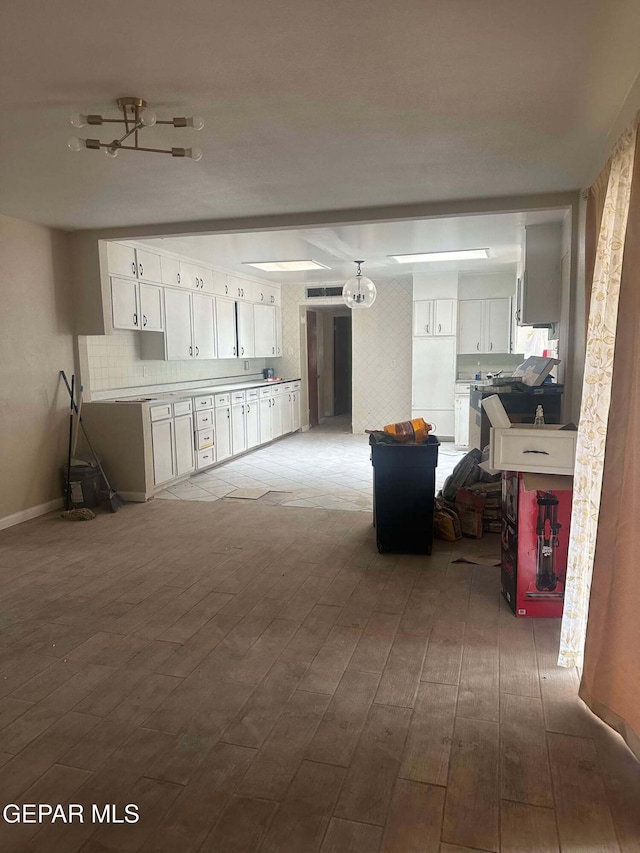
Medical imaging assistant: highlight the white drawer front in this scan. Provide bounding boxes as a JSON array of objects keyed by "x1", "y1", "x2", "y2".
[
  {"x1": 214, "y1": 393, "x2": 230, "y2": 407},
  {"x1": 194, "y1": 395, "x2": 214, "y2": 410},
  {"x1": 246, "y1": 389, "x2": 259, "y2": 401},
  {"x1": 231, "y1": 391, "x2": 246, "y2": 403},
  {"x1": 197, "y1": 448, "x2": 216, "y2": 469},
  {"x1": 195, "y1": 428, "x2": 214, "y2": 450},
  {"x1": 196, "y1": 410, "x2": 214, "y2": 430},
  {"x1": 492, "y1": 428, "x2": 576, "y2": 475},
  {"x1": 272, "y1": 385, "x2": 286, "y2": 396},
  {"x1": 150, "y1": 404, "x2": 172, "y2": 422},
  {"x1": 259, "y1": 387, "x2": 272, "y2": 399},
  {"x1": 282, "y1": 383, "x2": 293, "y2": 393},
  {"x1": 173, "y1": 400, "x2": 193, "y2": 416},
  {"x1": 292, "y1": 381, "x2": 301, "y2": 391}
]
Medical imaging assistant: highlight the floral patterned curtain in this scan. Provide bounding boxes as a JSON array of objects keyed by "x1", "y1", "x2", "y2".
[{"x1": 558, "y1": 120, "x2": 637, "y2": 669}]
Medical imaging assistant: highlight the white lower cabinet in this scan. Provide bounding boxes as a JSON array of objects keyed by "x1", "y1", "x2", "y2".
[
  {"x1": 292, "y1": 388, "x2": 301, "y2": 431},
  {"x1": 259, "y1": 393, "x2": 273, "y2": 444},
  {"x1": 174, "y1": 413, "x2": 195, "y2": 476},
  {"x1": 231, "y1": 399, "x2": 248, "y2": 456},
  {"x1": 246, "y1": 391, "x2": 260, "y2": 449},
  {"x1": 151, "y1": 419, "x2": 175, "y2": 486},
  {"x1": 214, "y1": 403, "x2": 232, "y2": 462},
  {"x1": 271, "y1": 394, "x2": 283, "y2": 439}
]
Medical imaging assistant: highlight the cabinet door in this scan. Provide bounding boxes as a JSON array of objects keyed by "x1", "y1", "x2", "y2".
[
  {"x1": 434, "y1": 299, "x2": 456, "y2": 336},
  {"x1": 231, "y1": 403, "x2": 247, "y2": 456},
  {"x1": 111, "y1": 277, "x2": 140, "y2": 330},
  {"x1": 107, "y1": 243, "x2": 137, "y2": 279},
  {"x1": 160, "y1": 255, "x2": 181, "y2": 287},
  {"x1": 485, "y1": 298, "x2": 511, "y2": 353},
  {"x1": 271, "y1": 396, "x2": 283, "y2": 438},
  {"x1": 245, "y1": 399, "x2": 260, "y2": 449},
  {"x1": 291, "y1": 391, "x2": 301, "y2": 431},
  {"x1": 412, "y1": 337, "x2": 456, "y2": 410},
  {"x1": 164, "y1": 289, "x2": 194, "y2": 360},
  {"x1": 191, "y1": 294, "x2": 216, "y2": 359},
  {"x1": 139, "y1": 283, "x2": 163, "y2": 331},
  {"x1": 214, "y1": 406, "x2": 232, "y2": 461},
  {"x1": 237, "y1": 301, "x2": 255, "y2": 358},
  {"x1": 457, "y1": 299, "x2": 483, "y2": 354},
  {"x1": 259, "y1": 397, "x2": 272, "y2": 444},
  {"x1": 275, "y1": 306, "x2": 283, "y2": 357},
  {"x1": 135, "y1": 249, "x2": 162, "y2": 283},
  {"x1": 151, "y1": 420, "x2": 175, "y2": 485},
  {"x1": 216, "y1": 298, "x2": 237, "y2": 359},
  {"x1": 454, "y1": 395, "x2": 470, "y2": 447},
  {"x1": 413, "y1": 300, "x2": 434, "y2": 336},
  {"x1": 253, "y1": 304, "x2": 277, "y2": 358},
  {"x1": 281, "y1": 392, "x2": 293, "y2": 434},
  {"x1": 174, "y1": 414, "x2": 195, "y2": 476}
]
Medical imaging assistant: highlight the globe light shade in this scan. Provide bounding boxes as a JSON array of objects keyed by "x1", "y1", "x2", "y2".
[
  {"x1": 188, "y1": 115, "x2": 205, "y2": 131},
  {"x1": 185, "y1": 147, "x2": 203, "y2": 161},
  {"x1": 70, "y1": 113, "x2": 88, "y2": 128},
  {"x1": 67, "y1": 136, "x2": 85, "y2": 152},
  {"x1": 138, "y1": 108, "x2": 157, "y2": 127},
  {"x1": 342, "y1": 273, "x2": 377, "y2": 309}
]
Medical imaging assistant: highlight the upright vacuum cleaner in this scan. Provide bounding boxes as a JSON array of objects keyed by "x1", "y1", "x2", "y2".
[{"x1": 526, "y1": 491, "x2": 564, "y2": 599}]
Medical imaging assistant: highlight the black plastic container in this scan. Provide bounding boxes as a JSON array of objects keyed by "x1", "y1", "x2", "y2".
[
  {"x1": 62, "y1": 464, "x2": 104, "y2": 509},
  {"x1": 369, "y1": 434, "x2": 440, "y2": 554}
]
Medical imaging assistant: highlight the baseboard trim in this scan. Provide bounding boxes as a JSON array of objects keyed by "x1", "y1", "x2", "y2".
[
  {"x1": 0, "y1": 498, "x2": 64, "y2": 532},
  {"x1": 119, "y1": 491, "x2": 147, "y2": 503}
]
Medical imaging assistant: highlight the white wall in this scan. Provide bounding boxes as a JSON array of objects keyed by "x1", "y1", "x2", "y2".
[
  {"x1": 0, "y1": 215, "x2": 75, "y2": 524},
  {"x1": 457, "y1": 269, "x2": 517, "y2": 299},
  {"x1": 80, "y1": 331, "x2": 266, "y2": 397}
]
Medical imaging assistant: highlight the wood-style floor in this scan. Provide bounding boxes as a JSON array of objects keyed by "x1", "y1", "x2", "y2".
[{"x1": 0, "y1": 498, "x2": 638, "y2": 852}]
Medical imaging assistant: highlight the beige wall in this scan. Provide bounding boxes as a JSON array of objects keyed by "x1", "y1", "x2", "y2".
[{"x1": 0, "y1": 215, "x2": 75, "y2": 524}]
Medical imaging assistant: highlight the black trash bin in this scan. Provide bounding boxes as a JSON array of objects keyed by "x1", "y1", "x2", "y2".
[
  {"x1": 61, "y1": 463, "x2": 104, "y2": 509},
  {"x1": 369, "y1": 433, "x2": 440, "y2": 554}
]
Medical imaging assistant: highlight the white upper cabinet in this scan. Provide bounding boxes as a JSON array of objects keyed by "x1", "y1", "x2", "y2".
[
  {"x1": 458, "y1": 299, "x2": 483, "y2": 354},
  {"x1": 216, "y1": 297, "x2": 237, "y2": 359},
  {"x1": 139, "y1": 283, "x2": 164, "y2": 332},
  {"x1": 179, "y1": 262, "x2": 214, "y2": 293},
  {"x1": 191, "y1": 293, "x2": 216, "y2": 359},
  {"x1": 107, "y1": 243, "x2": 161, "y2": 283},
  {"x1": 160, "y1": 255, "x2": 181, "y2": 287},
  {"x1": 485, "y1": 298, "x2": 511, "y2": 352},
  {"x1": 164, "y1": 289, "x2": 193, "y2": 360},
  {"x1": 135, "y1": 249, "x2": 162, "y2": 283},
  {"x1": 111, "y1": 277, "x2": 140, "y2": 330},
  {"x1": 414, "y1": 299, "x2": 456, "y2": 336},
  {"x1": 237, "y1": 301, "x2": 255, "y2": 358},
  {"x1": 254, "y1": 304, "x2": 277, "y2": 358},
  {"x1": 518, "y1": 223, "x2": 562, "y2": 325}
]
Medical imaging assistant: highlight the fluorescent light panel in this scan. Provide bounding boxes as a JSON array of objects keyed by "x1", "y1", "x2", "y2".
[
  {"x1": 243, "y1": 260, "x2": 330, "y2": 272},
  {"x1": 390, "y1": 248, "x2": 490, "y2": 263}
]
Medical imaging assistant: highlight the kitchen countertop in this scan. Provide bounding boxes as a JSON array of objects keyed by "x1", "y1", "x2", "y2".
[{"x1": 90, "y1": 378, "x2": 302, "y2": 405}]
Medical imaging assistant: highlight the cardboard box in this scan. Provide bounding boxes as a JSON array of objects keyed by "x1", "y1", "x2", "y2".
[{"x1": 501, "y1": 471, "x2": 573, "y2": 618}]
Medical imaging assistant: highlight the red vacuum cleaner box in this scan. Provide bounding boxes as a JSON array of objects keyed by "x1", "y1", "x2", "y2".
[{"x1": 501, "y1": 472, "x2": 573, "y2": 618}]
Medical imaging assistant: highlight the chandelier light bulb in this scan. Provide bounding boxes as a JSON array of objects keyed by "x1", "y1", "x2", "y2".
[
  {"x1": 67, "y1": 136, "x2": 85, "y2": 152},
  {"x1": 185, "y1": 147, "x2": 203, "y2": 161},
  {"x1": 188, "y1": 115, "x2": 205, "y2": 131},
  {"x1": 104, "y1": 145, "x2": 119, "y2": 158},
  {"x1": 138, "y1": 108, "x2": 157, "y2": 128},
  {"x1": 70, "y1": 113, "x2": 88, "y2": 128}
]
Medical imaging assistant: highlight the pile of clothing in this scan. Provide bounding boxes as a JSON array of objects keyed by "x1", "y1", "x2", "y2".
[{"x1": 434, "y1": 448, "x2": 501, "y2": 540}]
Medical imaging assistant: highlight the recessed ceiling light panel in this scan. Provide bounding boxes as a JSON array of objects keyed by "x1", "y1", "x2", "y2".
[
  {"x1": 242, "y1": 260, "x2": 330, "y2": 272},
  {"x1": 389, "y1": 249, "x2": 490, "y2": 263}
]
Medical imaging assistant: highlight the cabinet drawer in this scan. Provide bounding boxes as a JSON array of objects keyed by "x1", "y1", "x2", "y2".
[
  {"x1": 292, "y1": 381, "x2": 301, "y2": 391},
  {"x1": 197, "y1": 448, "x2": 216, "y2": 469},
  {"x1": 246, "y1": 389, "x2": 259, "y2": 401},
  {"x1": 259, "y1": 387, "x2": 272, "y2": 399},
  {"x1": 173, "y1": 400, "x2": 193, "y2": 416},
  {"x1": 214, "y1": 393, "x2": 230, "y2": 407},
  {"x1": 281, "y1": 383, "x2": 293, "y2": 393},
  {"x1": 195, "y1": 428, "x2": 214, "y2": 450},
  {"x1": 491, "y1": 427, "x2": 576, "y2": 475},
  {"x1": 194, "y1": 395, "x2": 214, "y2": 410},
  {"x1": 231, "y1": 391, "x2": 245, "y2": 403},
  {"x1": 195, "y1": 410, "x2": 214, "y2": 429},
  {"x1": 150, "y1": 404, "x2": 172, "y2": 422}
]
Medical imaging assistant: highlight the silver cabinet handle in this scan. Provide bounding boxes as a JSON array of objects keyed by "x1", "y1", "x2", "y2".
[
  {"x1": 477, "y1": 342, "x2": 480, "y2": 350},
  {"x1": 143, "y1": 314, "x2": 147, "y2": 327},
  {"x1": 438, "y1": 323, "x2": 441, "y2": 333},
  {"x1": 261, "y1": 293, "x2": 264, "y2": 301},
  {"x1": 189, "y1": 345, "x2": 193, "y2": 356},
  {"x1": 272, "y1": 347, "x2": 275, "y2": 354},
  {"x1": 133, "y1": 313, "x2": 138, "y2": 326},
  {"x1": 490, "y1": 342, "x2": 493, "y2": 350},
  {"x1": 247, "y1": 404, "x2": 250, "y2": 413},
  {"x1": 195, "y1": 346, "x2": 199, "y2": 356},
  {"x1": 177, "y1": 273, "x2": 181, "y2": 284},
  {"x1": 241, "y1": 288, "x2": 244, "y2": 297},
  {"x1": 278, "y1": 347, "x2": 280, "y2": 354},
  {"x1": 241, "y1": 347, "x2": 244, "y2": 355},
  {"x1": 225, "y1": 284, "x2": 228, "y2": 294},
  {"x1": 139, "y1": 263, "x2": 144, "y2": 277},
  {"x1": 131, "y1": 261, "x2": 137, "y2": 275},
  {"x1": 233, "y1": 346, "x2": 236, "y2": 356},
  {"x1": 271, "y1": 295, "x2": 274, "y2": 303},
  {"x1": 227, "y1": 409, "x2": 230, "y2": 419}
]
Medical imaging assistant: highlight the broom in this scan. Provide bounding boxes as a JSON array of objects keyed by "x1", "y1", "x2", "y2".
[{"x1": 60, "y1": 371, "x2": 125, "y2": 513}]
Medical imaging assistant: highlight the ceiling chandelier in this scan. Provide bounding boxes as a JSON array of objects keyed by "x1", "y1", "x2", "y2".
[
  {"x1": 342, "y1": 260, "x2": 377, "y2": 309},
  {"x1": 67, "y1": 97, "x2": 204, "y2": 160}
]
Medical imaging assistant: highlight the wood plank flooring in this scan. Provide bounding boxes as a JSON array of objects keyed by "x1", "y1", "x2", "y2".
[{"x1": 0, "y1": 498, "x2": 637, "y2": 852}]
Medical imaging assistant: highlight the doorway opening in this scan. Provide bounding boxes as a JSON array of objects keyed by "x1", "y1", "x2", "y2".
[{"x1": 306, "y1": 306, "x2": 352, "y2": 430}]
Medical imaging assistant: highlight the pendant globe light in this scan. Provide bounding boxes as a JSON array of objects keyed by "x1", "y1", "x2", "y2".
[{"x1": 342, "y1": 260, "x2": 377, "y2": 309}]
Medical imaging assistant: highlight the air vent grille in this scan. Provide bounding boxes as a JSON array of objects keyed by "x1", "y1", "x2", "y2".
[{"x1": 306, "y1": 286, "x2": 344, "y2": 298}]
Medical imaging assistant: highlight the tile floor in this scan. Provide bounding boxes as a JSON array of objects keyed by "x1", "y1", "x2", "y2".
[
  {"x1": 157, "y1": 416, "x2": 466, "y2": 511},
  {"x1": 0, "y1": 498, "x2": 638, "y2": 852}
]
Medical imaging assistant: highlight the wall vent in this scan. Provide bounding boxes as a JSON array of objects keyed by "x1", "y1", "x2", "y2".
[{"x1": 306, "y1": 286, "x2": 343, "y2": 299}]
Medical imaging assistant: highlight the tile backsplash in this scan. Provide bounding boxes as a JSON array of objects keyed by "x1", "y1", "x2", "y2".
[
  {"x1": 80, "y1": 331, "x2": 267, "y2": 399},
  {"x1": 457, "y1": 352, "x2": 525, "y2": 379}
]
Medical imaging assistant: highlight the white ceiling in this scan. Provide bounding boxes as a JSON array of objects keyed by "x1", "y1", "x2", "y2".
[
  {"x1": 1, "y1": 0, "x2": 639, "y2": 231},
  {"x1": 139, "y1": 209, "x2": 566, "y2": 281}
]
